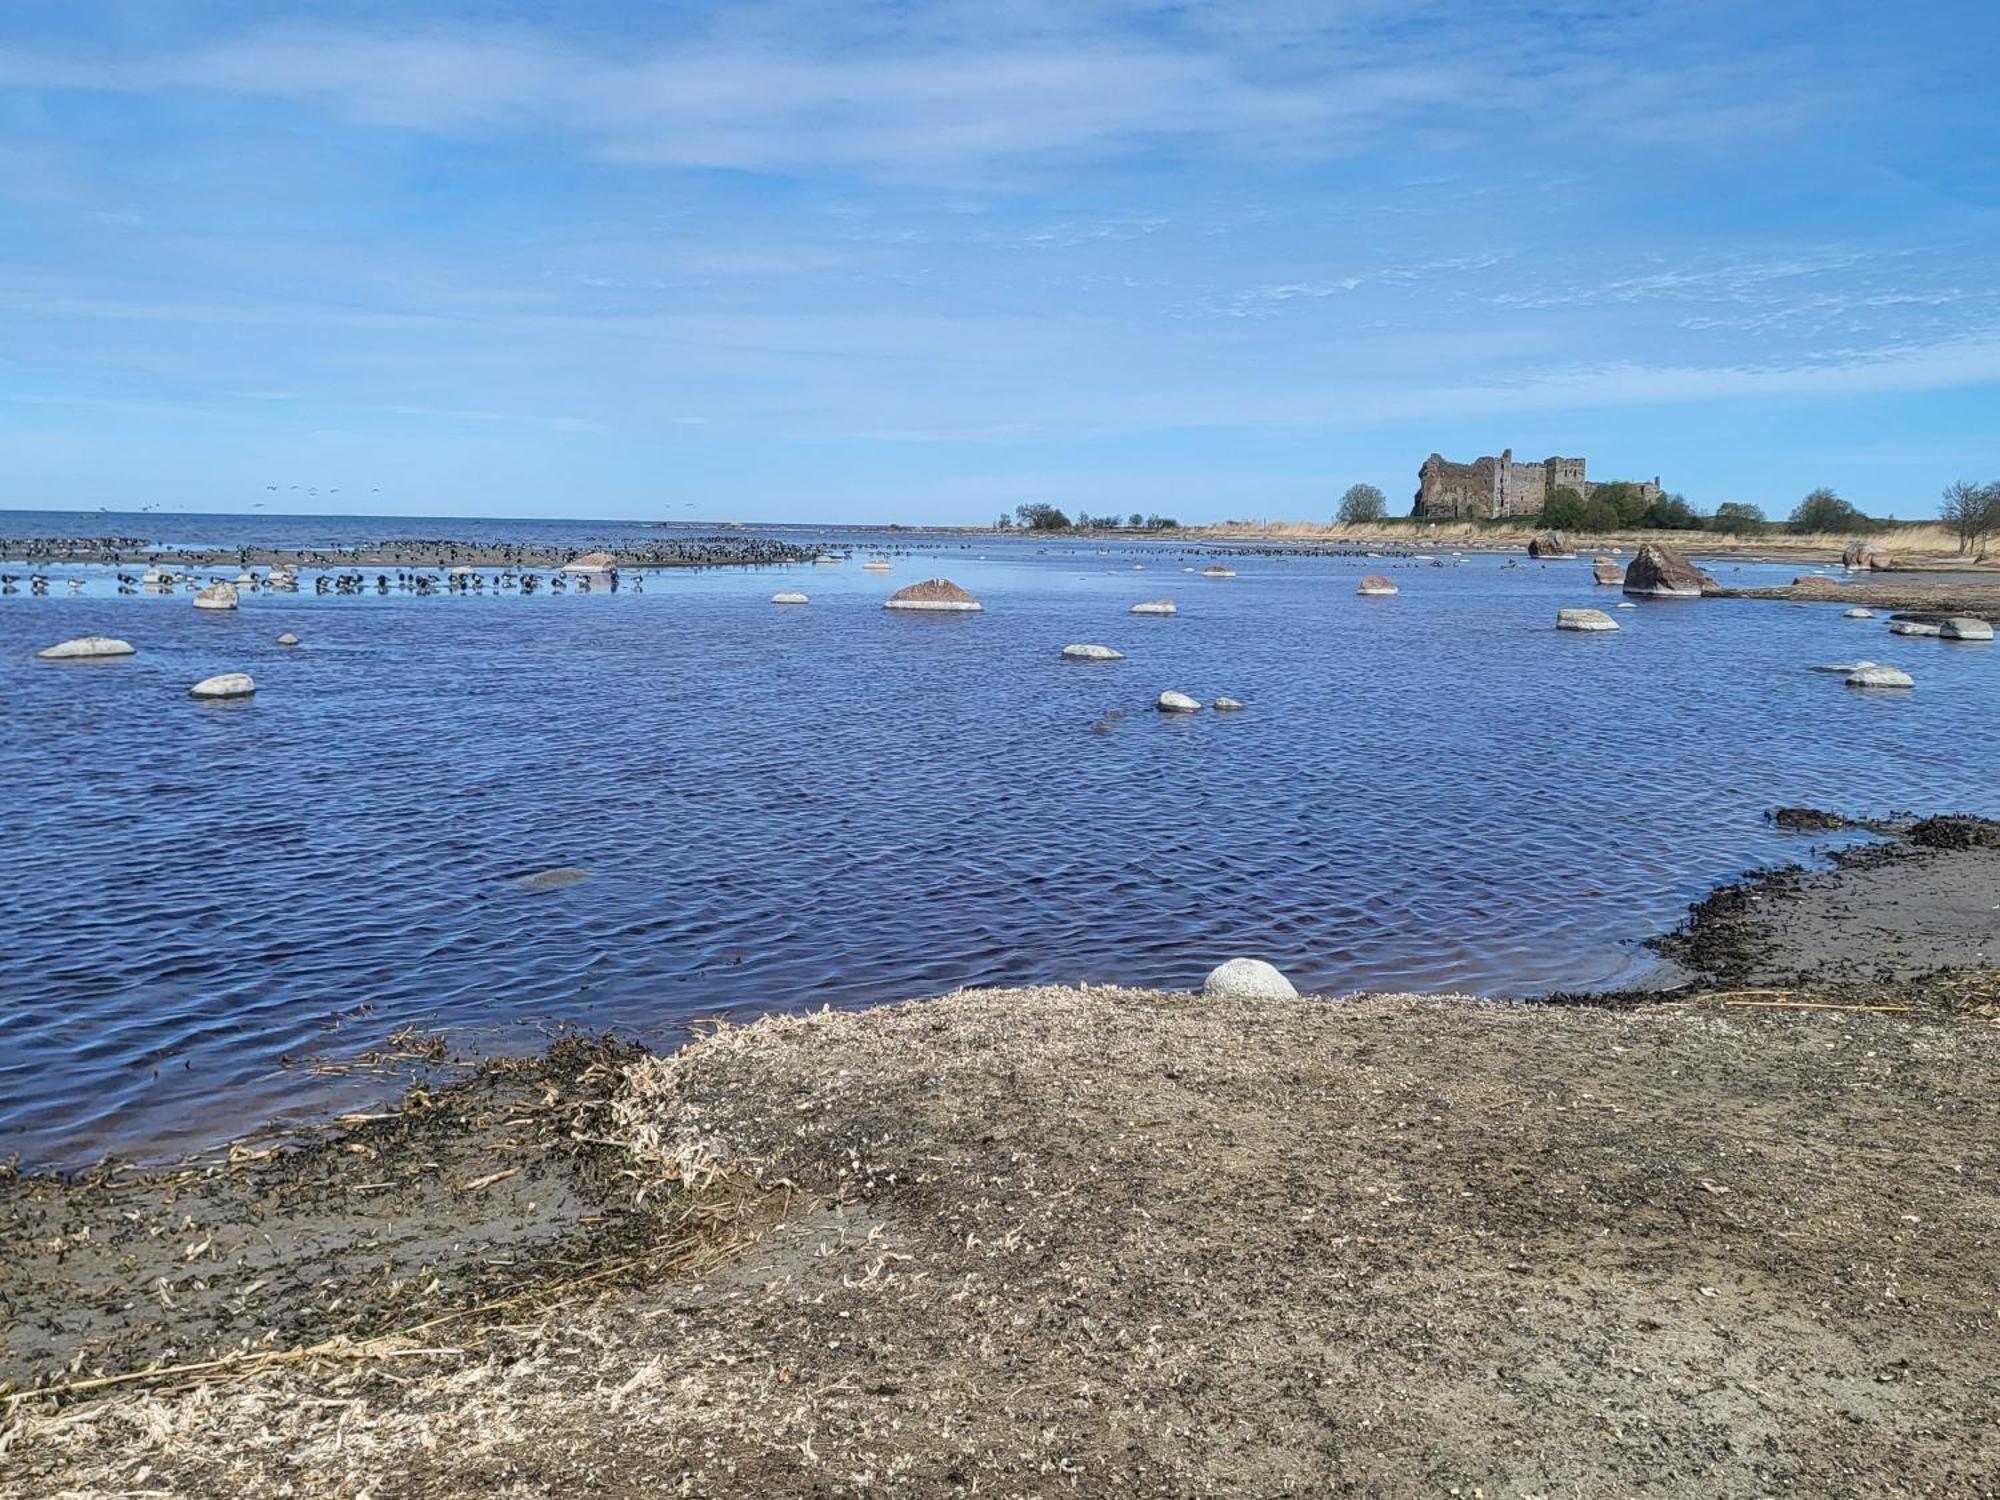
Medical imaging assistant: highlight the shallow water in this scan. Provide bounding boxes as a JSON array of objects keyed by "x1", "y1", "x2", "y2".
[{"x1": 5, "y1": 513, "x2": 1995, "y2": 1167}]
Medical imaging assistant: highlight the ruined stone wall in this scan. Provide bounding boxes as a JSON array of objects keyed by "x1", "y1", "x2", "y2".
[{"x1": 1415, "y1": 450, "x2": 1660, "y2": 518}]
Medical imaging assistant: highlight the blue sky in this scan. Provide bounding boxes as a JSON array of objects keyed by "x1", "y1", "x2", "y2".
[{"x1": 1, "y1": 0, "x2": 1996, "y2": 523}]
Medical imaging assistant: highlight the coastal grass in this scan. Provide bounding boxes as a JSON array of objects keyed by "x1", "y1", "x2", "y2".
[{"x1": 1189, "y1": 517, "x2": 1981, "y2": 558}]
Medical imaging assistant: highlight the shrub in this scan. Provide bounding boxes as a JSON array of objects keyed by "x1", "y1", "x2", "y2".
[{"x1": 1336, "y1": 483, "x2": 1388, "y2": 524}]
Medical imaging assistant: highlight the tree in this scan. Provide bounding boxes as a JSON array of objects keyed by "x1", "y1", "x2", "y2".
[
  {"x1": 1540, "y1": 486, "x2": 1588, "y2": 531},
  {"x1": 1710, "y1": 501, "x2": 1768, "y2": 536},
  {"x1": 996, "y1": 513, "x2": 1014, "y2": 530},
  {"x1": 1129, "y1": 512, "x2": 1146, "y2": 529},
  {"x1": 1336, "y1": 483, "x2": 1387, "y2": 524},
  {"x1": 1788, "y1": 487, "x2": 1874, "y2": 535},
  {"x1": 1940, "y1": 480, "x2": 2000, "y2": 554},
  {"x1": 1640, "y1": 492, "x2": 1702, "y2": 529},
  {"x1": 1015, "y1": 503, "x2": 1072, "y2": 531}
]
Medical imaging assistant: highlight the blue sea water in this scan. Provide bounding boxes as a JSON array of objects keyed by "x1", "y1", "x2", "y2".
[{"x1": 4, "y1": 510, "x2": 1995, "y2": 1168}]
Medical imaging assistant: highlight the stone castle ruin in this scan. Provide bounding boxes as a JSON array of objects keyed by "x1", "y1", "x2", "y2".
[{"x1": 1414, "y1": 450, "x2": 1662, "y2": 520}]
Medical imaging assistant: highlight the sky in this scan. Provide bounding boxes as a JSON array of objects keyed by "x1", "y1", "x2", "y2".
[{"x1": 1, "y1": 1, "x2": 1997, "y2": 524}]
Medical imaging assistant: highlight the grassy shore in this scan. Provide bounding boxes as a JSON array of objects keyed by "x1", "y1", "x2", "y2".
[{"x1": 4, "y1": 824, "x2": 1997, "y2": 1496}]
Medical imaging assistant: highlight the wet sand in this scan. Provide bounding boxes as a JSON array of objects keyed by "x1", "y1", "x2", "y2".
[{"x1": 4, "y1": 824, "x2": 1997, "y2": 1495}]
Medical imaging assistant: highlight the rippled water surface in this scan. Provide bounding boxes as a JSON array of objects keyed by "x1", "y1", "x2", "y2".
[{"x1": 5, "y1": 512, "x2": 1996, "y2": 1167}]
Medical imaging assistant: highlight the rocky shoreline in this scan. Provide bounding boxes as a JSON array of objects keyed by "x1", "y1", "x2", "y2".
[{"x1": 3, "y1": 821, "x2": 1996, "y2": 1495}]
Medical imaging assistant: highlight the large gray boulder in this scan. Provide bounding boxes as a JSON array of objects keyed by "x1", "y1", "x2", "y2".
[
  {"x1": 1845, "y1": 665, "x2": 1914, "y2": 689},
  {"x1": 1201, "y1": 958, "x2": 1298, "y2": 1001},
  {"x1": 1621, "y1": 543, "x2": 1705, "y2": 598},
  {"x1": 190, "y1": 672, "x2": 256, "y2": 699},
  {"x1": 1591, "y1": 557, "x2": 1624, "y2": 586},
  {"x1": 1528, "y1": 531, "x2": 1575, "y2": 560},
  {"x1": 884, "y1": 578, "x2": 983, "y2": 612},
  {"x1": 1940, "y1": 617, "x2": 1995, "y2": 641},
  {"x1": 1556, "y1": 608, "x2": 1619, "y2": 632},
  {"x1": 37, "y1": 635, "x2": 136, "y2": 659}
]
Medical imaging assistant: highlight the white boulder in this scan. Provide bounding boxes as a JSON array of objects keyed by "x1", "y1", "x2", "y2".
[
  {"x1": 276, "y1": 632, "x2": 300, "y2": 646},
  {"x1": 190, "y1": 672, "x2": 256, "y2": 699},
  {"x1": 770, "y1": 591, "x2": 810, "y2": 605},
  {"x1": 1157, "y1": 691, "x2": 1202, "y2": 713},
  {"x1": 37, "y1": 635, "x2": 136, "y2": 660},
  {"x1": 1213, "y1": 697, "x2": 1246, "y2": 711},
  {"x1": 1556, "y1": 608, "x2": 1619, "y2": 632},
  {"x1": 1202, "y1": 958, "x2": 1297, "y2": 1001},
  {"x1": 1129, "y1": 599, "x2": 1178, "y2": 615},
  {"x1": 1845, "y1": 666, "x2": 1914, "y2": 689},
  {"x1": 1844, "y1": 608, "x2": 1874, "y2": 619},
  {"x1": 192, "y1": 582, "x2": 239, "y2": 611},
  {"x1": 1940, "y1": 617, "x2": 1994, "y2": 641},
  {"x1": 1061, "y1": 643, "x2": 1125, "y2": 661}
]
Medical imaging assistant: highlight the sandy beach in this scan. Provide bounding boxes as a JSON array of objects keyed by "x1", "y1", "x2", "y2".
[{"x1": 5, "y1": 819, "x2": 1996, "y2": 1497}]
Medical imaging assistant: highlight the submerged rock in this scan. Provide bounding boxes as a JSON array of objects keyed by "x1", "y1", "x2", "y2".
[
  {"x1": 37, "y1": 635, "x2": 136, "y2": 660},
  {"x1": 1157, "y1": 690, "x2": 1202, "y2": 713},
  {"x1": 1621, "y1": 543, "x2": 1705, "y2": 598},
  {"x1": 1061, "y1": 643, "x2": 1125, "y2": 661},
  {"x1": 192, "y1": 582, "x2": 240, "y2": 611},
  {"x1": 1811, "y1": 660, "x2": 1876, "y2": 673},
  {"x1": 1556, "y1": 608, "x2": 1619, "y2": 632},
  {"x1": 511, "y1": 866, "x2": 592, "y2": 892},
  {"x1": 1528, "y1": 531, "x2": 1575, "y2": 560},
  {"x1": 1201, "y1": 957, "x2": 1297, "y2": 1001},
  {"x1": 1845, "y1": 665, "x2": 1914, "y2": 689},
  {"x1": 1129, "y1": 599, "x2": 1178, "y2": 615},
  {"x1": 1591, "y1": 557, "x2": 1624, "y2": 586},
  {"x1": 1940, "y1": 617, "x2": 1995, "y2": 641},
  {"x1": 1357, "y1": 575, "x2": 1398, "y2": 596},
  {"x1": 189, "y1": 672, "x2": 255, "y2": 699},
  {"x1": 884, "y1": 578, "x2": 983, "y2": 612}
]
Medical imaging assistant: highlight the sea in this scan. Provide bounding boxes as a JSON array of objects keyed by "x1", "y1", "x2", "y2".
[{"x1": 4, "y1": 509, "x2": 1995, "y2": 1168}]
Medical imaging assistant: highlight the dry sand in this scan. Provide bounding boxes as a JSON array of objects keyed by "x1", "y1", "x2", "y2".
[{"x1": 5, "y1": 975, "x2": 1995, "y2": 1496}]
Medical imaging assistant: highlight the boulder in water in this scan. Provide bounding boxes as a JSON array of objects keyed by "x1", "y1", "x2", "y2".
[
  {"x1": 275, "y1": 632, "x2": 300, "y2": 647},
  {"x1": 1129, "y1": 599, "x2": 1178, "y2": 615},
  {"x1": 1061, "y1": 643, "x2": 1125, "y2": 661},
  {"x1": 1940, "y1": 617, "x2": 1995, "y2": 641},
  {"x1": 1811, "y1": 660, "x2": 1876, "y2": 674},
  {"x1": 562, "y1": 551, "x2": 617, "y2": 574},
  {"x1": 1357, "y1": 575, "x2": 1398, "y2": 596},
  {"x1": 1842, "y1": 540, "x2": 1889, "y2": 570},
  {"x1": 1157, "y1": 690, "x2": 1202, "y2": 713},
  {"x1": 1201, "y1": 958, "x2": 1297, "y2": 1000},
  {"x1": 1844, "y1": 608, "x2": 1874, "y2": 619},
  {"x1": 1202, "y1": 565, "x2": 1237, "y2": 578},
  {"x1": 1591, "y1": 557, "x2": 1624, "y2": 586},
  {"x1": 1888, "y1": 618, "x2": 1942, "y2": 636},
  {"x1": 1556, "y1": 607, "x2": 1619, "y2": 632},
  {"x1": 192, "y1": 582, "x2": 240, "y2": 611},
  {"x1": 1528, "y1": 531, "x2": 1575, "y2": 560},
  {"x1": 1621, "y1": 543, "x2": 1704, "y2": 598},
  {"x1": 1213, "y1": 697, "x2": 1246, "y2": 711},
  {"x1": 771, "y1": 591, "x2": 810, "y2": 605},
  {"x1": 1845, "y1": 665, "x2": 1913, "y2": 689},
  {"x1": 37, "y1": 635, "x2": 136, "y2": 660},
  {"x1": 511, "y1": 866, "x2": 592, "y2": 892},
  {"x1": 190, "y1": 672, "x2": 255, "y2": 699},
  {"x1": 883, "y1": 578, "x2": 983, "y2": 612}
]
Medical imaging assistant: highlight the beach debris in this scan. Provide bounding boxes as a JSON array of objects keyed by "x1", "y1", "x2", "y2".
[
  {"x1": 1528, "y1": 530, "x2": 1575, "y2": 560},
  {"x1": 1621, "y1": 543, "x2": 1705, "y2": 598},
  {"x1": 1888, "y1": 618, "x2": 1942, "y2": 636},
  {"x1": 1845, "y1": 665, "x2": 1914, "y2": 689},
  {"x1": 1061, "y1": 643, "x2": 1125, "y2": 661},
  {"x1": 1201, "y1": 957, "x2": 1298, "y2": 1000},
  {"x1": 192, "y1": 582, "x2": 240, "y2": 611},
  {"x1": 36, "y1": 635, "x2": 136, "y2": 659},
  {"x1": 1592, "y1": 557, "x2": 1625, "y2": 586},
  {"x1": 884, "y1": 578, "x2": 983, "y2": 612},
  {"x1": 1940, "y1": 617, "x2": 1994, "y2": 641},
  {"x1": 1556, "y1": 607, "x2": 1619, "y2": 632},
  {"x1": 770, "y1": 591, "x2": 810, "y2": 605},
  {"x1": 1213, "y1": 697, "x2": 1246, "y2": 711},
  {"x1": 1157, "y1": 690, "x2": 1202, "y2": 713},
  {"x1": 510, "y1": 866, "x2": 592, "y2": 892},
  {"x1": 1130, "y1": 599, "x2": 1178, "y2": 615},
  {"x1": 1357, "y1": 575, "x2": 1398, "y2": 596},
  {"x1": 276, "y1": 632, "x2": 300, "y2": 646},
  {"x1": 190, "y1": 672, "x2": 256, "y2": 699},
  {"x1": 1844, "y1": 607, "x2": 1874, "y2": 619},
  {"x1": 561, "y1": 551, "x2": 617, "y2": 574}
]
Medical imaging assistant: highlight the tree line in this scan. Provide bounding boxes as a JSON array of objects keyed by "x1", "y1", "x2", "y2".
[
  {"x1": 1332, "y1": 480, "x2": 2000, "y2": 549},
  {"x1": 999, "y1": 504, "x2": 1180, "y2": 532}
]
